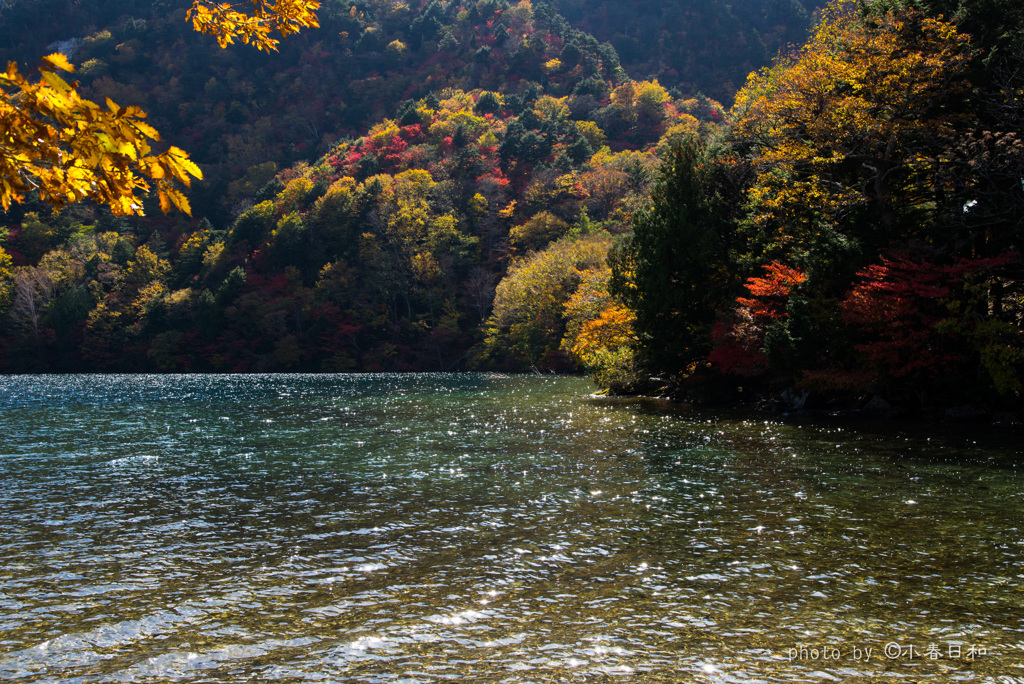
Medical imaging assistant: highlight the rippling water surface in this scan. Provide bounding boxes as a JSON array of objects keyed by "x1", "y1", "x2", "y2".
[{"x1": 0, "y1": 373, "x2": 1022, "y2": 683}]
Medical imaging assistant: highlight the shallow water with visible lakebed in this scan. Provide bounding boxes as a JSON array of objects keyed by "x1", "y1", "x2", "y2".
[{"x1": 0, "y1": 373, "x2": 1021, "y2": 683}]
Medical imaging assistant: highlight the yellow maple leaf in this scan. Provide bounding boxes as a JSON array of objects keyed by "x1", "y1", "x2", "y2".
[{"x1": 41, "y1": 52, "x2": 74, "y2": 72}]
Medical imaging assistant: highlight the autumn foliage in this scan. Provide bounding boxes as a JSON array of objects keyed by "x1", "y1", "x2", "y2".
[
  {"x1": 1, "y1": 54, "x2": 201, "y2": 216},
  {"x1": 840, "y1": 253, "x2": 1022, "y2": 392},
  {"x1": 733, "y1": 3, "x2": 972, "y2": 247},
  {"x1": 612, "y1": 0, "x2": 1024, "y2": 408},
  {"x1": 708, "y1": 262, "x2": 806, "y2": 377},
  {"x1": 734, "y1": 262, "x2": 807, "y2": 321},
  {"x1": 0, "y1": 72, "x2": 723, "y2": 373},
  {"x1": 2, "y1": 0, "x2": 1022, "y2": 409},
  {"x1": 188, "y1": 0, "x2": 321, "y2": 51}
]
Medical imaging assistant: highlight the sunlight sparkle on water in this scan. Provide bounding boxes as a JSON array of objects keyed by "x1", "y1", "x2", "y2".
[{"x1": 0, "y1": 373, "x2": 1020, "y2": 683}]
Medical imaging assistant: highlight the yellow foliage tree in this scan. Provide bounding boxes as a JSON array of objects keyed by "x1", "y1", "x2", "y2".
[
  {"x1": 732, "y1": 1, "x2": 972, "y2": 246},
  {"x1": 634, "y1": 80, "x2": 669, "y2": 121},
  {"x1": 656, "y1": 116, "x2": 700, "y2": 156},
  {"x1": 561, "y1": 265, "x2": 639, "y2": 390},
  {"x1": 3, "y1": 0, "x2": 321, "y2": 217},
  {"x1": 386, "y1": 40, "x2": 408, "y2": 57},
  {"x1": 484, "y1": 234, "x2": 611, "y2": 369},
  {"x1": 188, "y1": 0, "x2": 321, "y2": 51},
  {"x1": 575, "y1": 121, "x2": 606, "y2": 150},
  {"x1": 122, "y1": 244, "x2": 170, "y2": 295},
  {"x1": 534, "y1": 95, "x2": 569, "y2": 124},
  {"x1": 0, "y1": 245, "x2": 12, "y2": 311},
  {"x1": 1, "y1": 54, "x2": 202, "y2": 215},
  {"x1": 509, "y1": 211, "x2": 569, "y2": 252},
  {"x1": 608, "y1": 80, "x2": 670, "y2": 129}
]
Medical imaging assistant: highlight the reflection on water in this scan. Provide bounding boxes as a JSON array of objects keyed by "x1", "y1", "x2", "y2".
[{"x1": 0, "y1": 373, "x2": 1021, "y2": 683}]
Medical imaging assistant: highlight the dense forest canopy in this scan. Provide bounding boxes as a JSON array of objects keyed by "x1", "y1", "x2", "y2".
[
  {"x1": 613, "y1": 0, "x2": 1024, "y2": 409},
  {"x1": 1, "y1": 0, "x2": 1022, "y2": 413}
]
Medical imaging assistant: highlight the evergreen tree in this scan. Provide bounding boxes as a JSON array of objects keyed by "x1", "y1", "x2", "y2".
[{"x1": 610, "y1": 138, "x2": 740, "y2": 374}]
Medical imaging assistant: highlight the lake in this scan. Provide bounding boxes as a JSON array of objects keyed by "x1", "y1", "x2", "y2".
[{"x1": 0, "y1": 373, "x2": 1021, "y2": 683}]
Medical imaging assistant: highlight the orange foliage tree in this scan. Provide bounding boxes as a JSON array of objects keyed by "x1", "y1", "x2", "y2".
[
  {"x1": 709, "y1": 261, "x2": 806, "y2": 377},
  {"x1": 561, "y1": 265, "x2": 638, "y2": 390}
]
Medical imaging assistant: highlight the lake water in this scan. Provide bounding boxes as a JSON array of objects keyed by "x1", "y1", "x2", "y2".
[{"x1": 0, "y1": 373, "x2": 1022, "y2": 683}]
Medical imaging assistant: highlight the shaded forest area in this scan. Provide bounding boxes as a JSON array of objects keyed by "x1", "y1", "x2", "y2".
[
  {"x1": 552, "y1": 0, "x2": 825, "y2": 104},
  {"x1": 2, "y1": 0, "x2": 1023, "y2": 414}
]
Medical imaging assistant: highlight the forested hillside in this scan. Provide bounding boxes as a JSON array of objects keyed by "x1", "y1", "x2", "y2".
[
  {"x1": 0, "y1": 0, "x2": 818, "y2": 215},
  {"x1": 1, "y1": 0, "x2": 628, "y2": 224},
  {"x1": 0, "y1": 0, "x2": 726, "y2": 372},
  {"x1": 2, "y1": 0, "x2": 1022, "y2": 413},
  {"x1": 552, "y1": 0, "x2": 825, "y2": 103}
]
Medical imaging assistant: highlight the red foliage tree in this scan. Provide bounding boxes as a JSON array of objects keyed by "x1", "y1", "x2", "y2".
[
  {"x1": 841, "y1": 252, "x2": 1016, "y2": 383},
  {"x1": 709, "y1": 261, "x2": 806, "y2": 376}
]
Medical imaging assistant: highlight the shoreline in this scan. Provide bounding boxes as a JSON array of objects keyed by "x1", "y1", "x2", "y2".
[{"x1": 598, "y1": 379, "x2": 1024, "y2": 430}]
